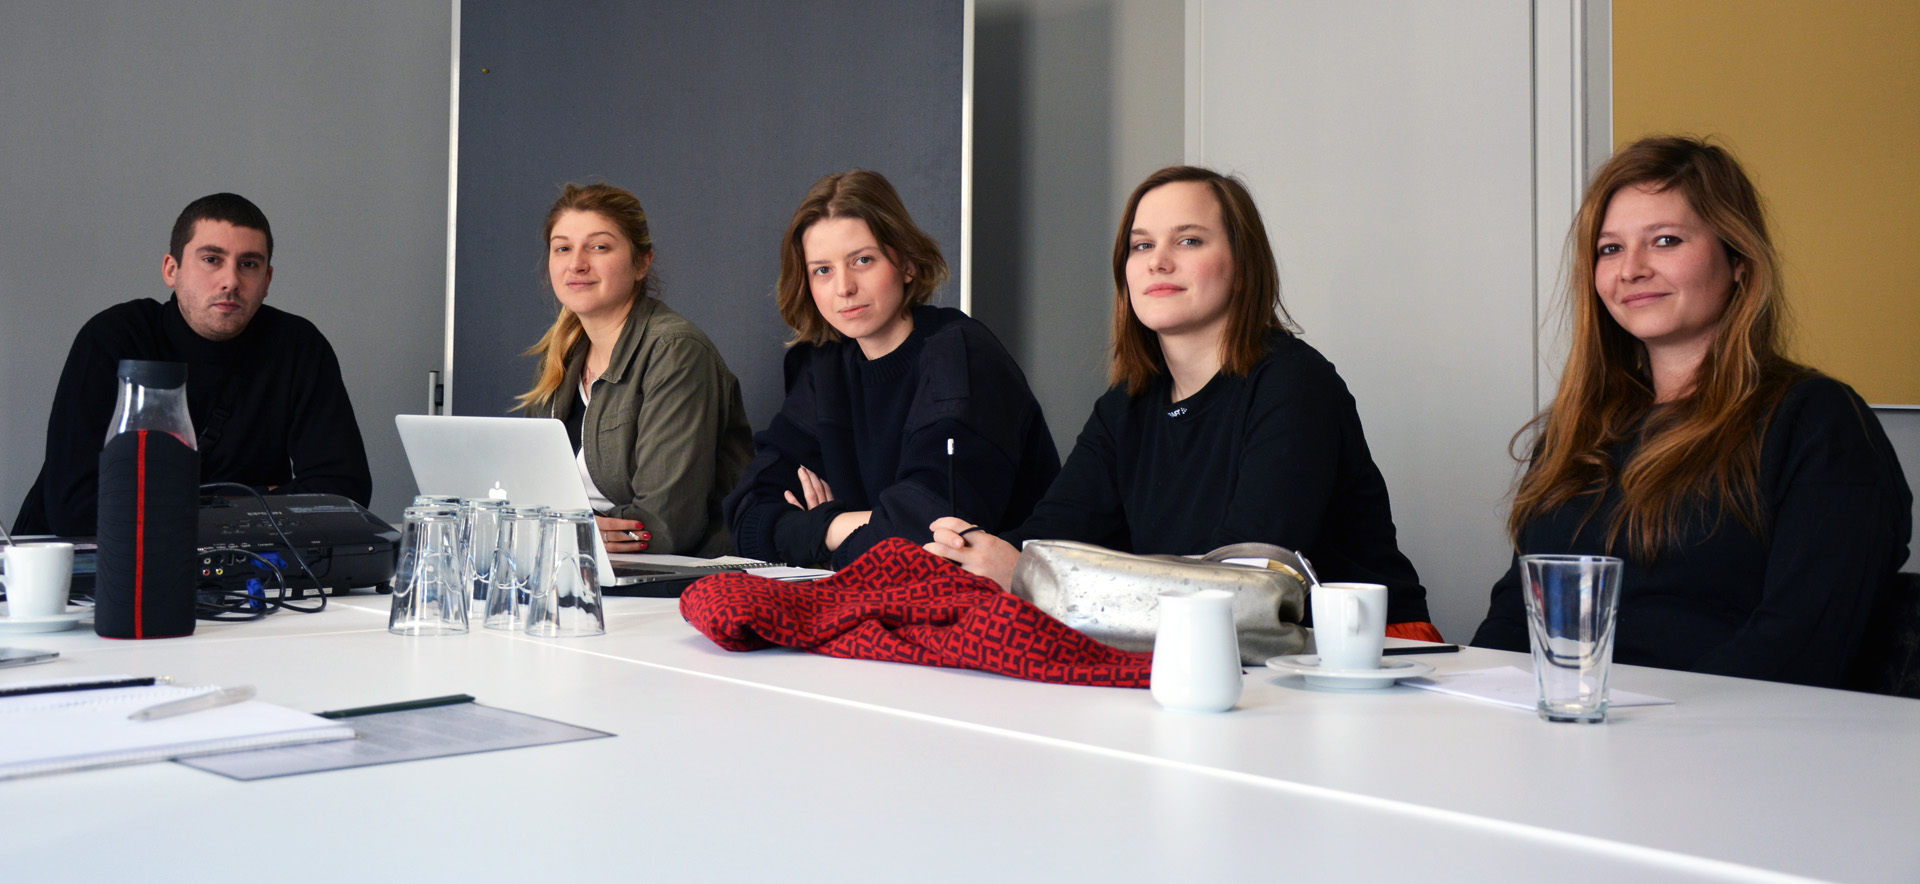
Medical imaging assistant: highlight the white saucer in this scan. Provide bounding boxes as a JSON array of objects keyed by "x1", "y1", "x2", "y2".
[
  {"x1": 1265, "y1": 654, "x2": 1434, "y2": 689},
  {"x1": 0, "y1": 603, "x2": 90, "y2": 634}
]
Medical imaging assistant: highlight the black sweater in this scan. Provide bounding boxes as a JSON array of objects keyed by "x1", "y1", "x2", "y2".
[
  {"x1": 1470, "y1": 376, "x2": 1912, "y2": 687},
  {"x1": 725, "y1": 306, "x2": 1060, "y2": 568},
  {"x1": 1005, "y1": 332, "x2": 1431, "y2": 625},
  {"x1": 15, "y1": 296, "x2": 372, "y2": 535}
]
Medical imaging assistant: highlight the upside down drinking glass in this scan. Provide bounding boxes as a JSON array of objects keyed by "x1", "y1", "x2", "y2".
[
  {"x1": 525, "y1": 508, "x2": 605, "y2": 638},
  {"x1": 388, "y1": 505, "x2": 468, "y2": 636},
  {"x1": 484, "y1": 505, "x2": 547, "y2": 631},
  {"x1": 460, "y1": 498, "x2": 508, "y2": 616}
]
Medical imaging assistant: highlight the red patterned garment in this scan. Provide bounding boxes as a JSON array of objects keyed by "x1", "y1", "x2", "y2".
[{"x1": 681, "y1": 538, "x2": 1153, "y2": 687}]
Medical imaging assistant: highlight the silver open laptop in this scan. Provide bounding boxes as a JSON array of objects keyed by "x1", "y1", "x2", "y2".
[{"x1": 395, "y1": 414, "x2": 762, "y2": 590}]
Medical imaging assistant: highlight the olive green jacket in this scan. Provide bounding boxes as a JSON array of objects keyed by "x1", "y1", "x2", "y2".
[{"x1": 538, "y1": 297, "x2": 753, "y2": 556}]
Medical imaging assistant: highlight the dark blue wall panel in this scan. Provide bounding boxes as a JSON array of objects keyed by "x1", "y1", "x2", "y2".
[{"x1": 454, "y1": 0, "x2": 965, "y2": 424}]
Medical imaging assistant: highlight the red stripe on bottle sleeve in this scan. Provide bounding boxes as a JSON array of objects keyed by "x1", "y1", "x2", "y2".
[{"x1": 134, "y1": 430, "x2": 147, "y2": 639}]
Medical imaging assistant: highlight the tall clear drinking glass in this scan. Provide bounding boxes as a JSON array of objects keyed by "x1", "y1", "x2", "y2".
[
  {"x1": 525, "y1": 509, "x2": 604, "y2": 637},
  {"x1": 1521, "y1": 554, "x2": 1623, "y2": 723},
  {"x1": 388, "y1": 505, "x2": 468, "y2": 636},
  {"x1": 484, "y1": 505, "x2": 547, "y2": 631}
]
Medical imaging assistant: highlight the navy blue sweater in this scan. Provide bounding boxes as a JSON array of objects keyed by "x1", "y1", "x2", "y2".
[{"x1": 725, "y1": 306, "x2": 1060, "y2": 568}]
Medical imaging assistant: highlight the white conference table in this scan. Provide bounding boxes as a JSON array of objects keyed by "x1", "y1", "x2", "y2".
[{"x1": 3, "y1": 592, "x2": 1916, "y2": 884}]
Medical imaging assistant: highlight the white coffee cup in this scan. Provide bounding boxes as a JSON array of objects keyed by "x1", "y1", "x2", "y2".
[
  {"x1": 1, "y1": 542, "x2": 76, "y2": 619},
  {"x1": 1310, "y1": 582, "x2": 1387, "y2": 671}
]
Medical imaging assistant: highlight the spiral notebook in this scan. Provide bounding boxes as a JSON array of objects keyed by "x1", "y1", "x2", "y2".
[{"x1": 0, "y1": 680, "x2": 355, "y2": 780}]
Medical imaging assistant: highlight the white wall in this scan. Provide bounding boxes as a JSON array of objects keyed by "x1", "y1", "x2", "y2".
[
  {"x1": 0, "y1": 0, "x2": 451, "y2": 526},
  {"x1": 1187, "y1": 0, "x2": 1549, "y2": 641},
  {"x1": 1186, "y1": 0, "x2": 1912, "y2": 645},
  {"x1": 971, "y1": 0, "x2": 1187, "y2": 456}
]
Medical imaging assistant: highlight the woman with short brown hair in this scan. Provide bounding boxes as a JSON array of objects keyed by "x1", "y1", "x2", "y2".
[{"x1": 725, "y1": 170, "x2": 1060, "y2": 568}]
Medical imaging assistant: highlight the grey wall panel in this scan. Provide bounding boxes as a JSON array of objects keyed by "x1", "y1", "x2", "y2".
[
  {"x1": 971, "y1": 0, "x2": 1187, "y2": 458},
  {"x1": 1190, "y1": 1, "x2": 1538, "y2": 641},
  {"x1": 1878, "y1": 409, "x2": 1920, "y2": 571},
  {"x1": 453, "y1": 0, "x2": 965, "y2": 426},
  {"x1": 0, "y1": 0, "x2": 451, "y2": 525}
]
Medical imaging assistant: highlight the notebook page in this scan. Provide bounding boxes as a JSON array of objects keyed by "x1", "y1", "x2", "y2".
[{"x1": 0, "y1": 684, "x2": 354, "y2": 780}]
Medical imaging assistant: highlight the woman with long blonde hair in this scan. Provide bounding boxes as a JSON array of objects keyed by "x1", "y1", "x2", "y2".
[
  {"x1": 1470, "y1": 137, "x2": 1910, "y2": 686},
  {"x1": 520, "y1": 182, "x2": 752, "y2": 556}
]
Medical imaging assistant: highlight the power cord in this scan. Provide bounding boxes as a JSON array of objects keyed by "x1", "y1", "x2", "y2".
[{"x1": 194, "y1": 483, "x2": 329, "y2": 620}]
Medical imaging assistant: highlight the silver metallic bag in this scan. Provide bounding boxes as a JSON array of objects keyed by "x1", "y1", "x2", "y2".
[{"x1": 1009, "y1": 540, "x2": 1309, "y2": 664}]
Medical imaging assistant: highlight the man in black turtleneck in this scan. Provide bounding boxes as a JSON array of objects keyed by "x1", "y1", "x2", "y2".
[{"x1": 13, "y1": 192, "x2": 371, "y2": 535}]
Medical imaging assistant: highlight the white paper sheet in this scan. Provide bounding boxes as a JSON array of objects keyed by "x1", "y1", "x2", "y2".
[
  {"x1": 0, "y1": 683, "x2": 353, "y2": 780},
  {"x1": 1402, "y1": 666, "x2": 1674, "y2": 711},
  {"x1": 744, "y1": 566, "x2": 835, "y2": 581}
]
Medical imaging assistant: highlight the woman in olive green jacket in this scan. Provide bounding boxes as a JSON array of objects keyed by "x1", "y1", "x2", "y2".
[{"x1": 518, "y1": 183, "x2": 752, "y2": 557}]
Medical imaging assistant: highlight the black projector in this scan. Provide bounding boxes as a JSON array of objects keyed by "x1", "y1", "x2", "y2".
[{"x1": 197, "y1": 493, "x2": 400, "y2": 596}]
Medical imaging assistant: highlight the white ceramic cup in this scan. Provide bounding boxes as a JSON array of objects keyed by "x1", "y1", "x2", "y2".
[
  {"x1": 1150, "y1": 588, "x2": 1242, "y2": 713},
  {"x1": 1, "y1": 542, "x2": 76, "y2": 619},
  {"x1": 1310, "y1": 582, "x2": 1388, "y2": 671}
]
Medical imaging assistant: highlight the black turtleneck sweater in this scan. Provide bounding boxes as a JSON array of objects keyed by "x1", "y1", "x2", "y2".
[
  {"x1": 15, "y1": 295, "x2": 372, "y2": 535},
  {"x1": 725, "y1": 306, "x2": 1060, "y2": 569}
]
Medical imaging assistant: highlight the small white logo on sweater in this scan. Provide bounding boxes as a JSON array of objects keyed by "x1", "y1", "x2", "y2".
[{"x1": 1166, "y1": 406, "x2": 1188, "y2": 418}]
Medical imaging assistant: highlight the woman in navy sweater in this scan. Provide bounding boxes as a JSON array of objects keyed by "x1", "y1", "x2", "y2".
[
  {"x1": 724, "y1": 170, "x2": 1059, "y2": 569},
  {"x1": 1470, "y1": 137, "x2": 1910, "y2": 686},
  {"x1": 926, "y1": 166, "x2": 1437, "y2": 638}
]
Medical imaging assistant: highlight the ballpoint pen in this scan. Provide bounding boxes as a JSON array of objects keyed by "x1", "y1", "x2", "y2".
[
  {"x1": 0, "y1": 676, "x2": 167, "y2": 697},
  {"x1": 128, "y1": 685, "x2": 256, "y2": 721},
  {"x1": 1382, "y1": 644, "x2": 1460, "y2": 656}
]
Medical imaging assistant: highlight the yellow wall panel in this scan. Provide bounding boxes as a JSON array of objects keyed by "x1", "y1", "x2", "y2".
[{"x1": 1614, "y1": 0, "x2": 1920, "y2": 403}]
